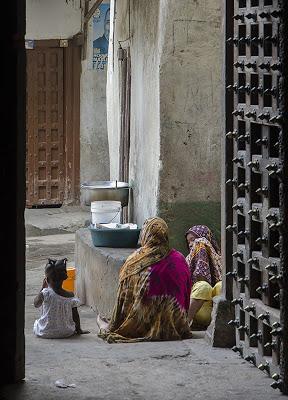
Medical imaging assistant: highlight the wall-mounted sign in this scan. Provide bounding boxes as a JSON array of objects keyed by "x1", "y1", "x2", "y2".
[{"x1": 92, "y1": 3, "x2": 110, "y2": 70}]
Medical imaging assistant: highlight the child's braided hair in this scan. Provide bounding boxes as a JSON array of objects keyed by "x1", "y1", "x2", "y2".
[{"x1": 45, "y1": 258, "x2": 68, "y2": 281}]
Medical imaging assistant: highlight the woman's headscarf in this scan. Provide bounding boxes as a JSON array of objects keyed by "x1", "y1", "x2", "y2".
[
  {"x1": 185, "y1": 225, "x2": 222, "y2": 286},
  {"x1": 119, "y1": 217, "x2": 170, "y2": 282}
]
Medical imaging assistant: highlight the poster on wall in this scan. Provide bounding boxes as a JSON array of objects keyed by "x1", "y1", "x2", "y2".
[{"x1": 92, "y1": 4, "x2": 110, "y2": 70}]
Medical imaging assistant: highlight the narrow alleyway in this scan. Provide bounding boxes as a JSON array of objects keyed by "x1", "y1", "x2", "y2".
[{"x1": 0, "y1": 233, "x2": 284, "y2": 400}]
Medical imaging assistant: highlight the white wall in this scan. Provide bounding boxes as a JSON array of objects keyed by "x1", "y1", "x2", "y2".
[
  {"x1": 107, "y1": 0, "x2": 161, "y2": 225},
  {"x1": 26, "y1": 0, "x2": 81, "y2": 39},
  {"x1": 106, "y1": 0, "x2": 120, "y2": 181},
  {"x1": 80, "y1": 2, "x2": 110, "y2": 188}
]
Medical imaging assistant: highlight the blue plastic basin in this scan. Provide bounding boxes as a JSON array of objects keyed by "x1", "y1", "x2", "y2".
[{"x1": 89, "y1": 226, "x2": 141, "y2": 248}]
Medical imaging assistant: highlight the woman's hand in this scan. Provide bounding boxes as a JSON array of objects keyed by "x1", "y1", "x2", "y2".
[
  {"x1": 188, "y1": 298, "x2": 205, "y2": 323},
  {"x1": 34, "y1": 277, "x2": 47, "y2": 308},
  {"x1": 96, "y1": 315, "x2": 110, "y2": 330}
]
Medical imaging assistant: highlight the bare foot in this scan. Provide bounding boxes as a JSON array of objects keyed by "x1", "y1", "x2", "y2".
[{"x1": 96, "y1": 314, "x2": 109, "y2": 330}]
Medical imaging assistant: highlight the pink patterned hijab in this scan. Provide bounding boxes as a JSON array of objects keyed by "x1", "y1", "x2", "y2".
[{"x1": 185, "y1": 225, "x2": 222, "y2": 287}]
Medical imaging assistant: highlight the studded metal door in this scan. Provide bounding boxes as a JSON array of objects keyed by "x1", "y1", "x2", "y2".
[
  {"x1": 26, "y1": 47, "x2": 64, "y2": 207},
  {"x1": 225, "y1": 0, "x2": 288, "y2": 393}
]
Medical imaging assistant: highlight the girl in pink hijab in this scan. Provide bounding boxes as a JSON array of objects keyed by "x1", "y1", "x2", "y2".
[{"x1": 185, "y1": 225, "x2": 222, "y2": 329}]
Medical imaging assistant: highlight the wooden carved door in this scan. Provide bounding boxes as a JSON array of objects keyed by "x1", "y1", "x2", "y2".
[{"x1": 26, "y1": 47, "x2": 64, "y2": 207}]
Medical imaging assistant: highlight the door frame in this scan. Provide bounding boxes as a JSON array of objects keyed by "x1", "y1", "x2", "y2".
[
  {"x1": 118, "y1": 47, "x2": 131, "y2": 223},
  {"x1": 26, "y1": 39, "x2": 81, "y2": 206}
]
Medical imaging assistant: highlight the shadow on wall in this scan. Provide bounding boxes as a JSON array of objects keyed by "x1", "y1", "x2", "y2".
[{"x1": 160, "y1": 201, "x2": 221, "y2": 256}]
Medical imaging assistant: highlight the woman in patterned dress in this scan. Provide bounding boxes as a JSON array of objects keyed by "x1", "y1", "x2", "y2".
[
  {"x1": 97, "y1": 217, "x2": 192, "y2": 343},
  {"x1": 185, "y1": 225, "x2": 222, "y2": 330}
]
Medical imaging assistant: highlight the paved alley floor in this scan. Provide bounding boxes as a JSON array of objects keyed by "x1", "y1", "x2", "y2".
[
  {"x1": 0, "y1": 234, "x2": 284, "y2": 400},
  {"x1": 25, "y1": 206, "x2": 90, "y2": 237}
]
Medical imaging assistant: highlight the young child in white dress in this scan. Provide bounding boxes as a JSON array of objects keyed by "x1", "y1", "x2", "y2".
[{"x1": 33, "y1": 258, "x2": 89, "y2": 338}]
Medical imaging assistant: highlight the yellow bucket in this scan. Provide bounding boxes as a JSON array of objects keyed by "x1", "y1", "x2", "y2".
[{"x1": 62, "y1": 267, "x2": 76, "y2": 292}]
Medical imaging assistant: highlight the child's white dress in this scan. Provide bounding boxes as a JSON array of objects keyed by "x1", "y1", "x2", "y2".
[{"x1": 33, "y1": 287, "x2": 81, "y2": 338}]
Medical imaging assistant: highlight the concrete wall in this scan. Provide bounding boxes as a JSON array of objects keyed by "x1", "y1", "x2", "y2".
[
  {"x1": 26, "y1": 0, "x2": 81, "y2": 39},
  {"x1": 80, "y1": 1, "x2": 110, "y2": 192},
  {"x1": 107, "y1": 0, "x2": 222, "y2": 253},
  {"x1": 158, "y1": 0, "x2": 222, "y2": 252},
  {"x1": 26, "y1": 0, "x2": 110, "y2": 205},
  {"x1": 107, "y1": 0, "x2": 161, "y2": 223},
  {"x1": 75, "y1": 229, "x2": 131, "y2": 315}
]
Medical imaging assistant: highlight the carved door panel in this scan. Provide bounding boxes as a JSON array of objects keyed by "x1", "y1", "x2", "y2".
[{"x1": 26, "y1": 47, "x2": 64, "y2": 207}]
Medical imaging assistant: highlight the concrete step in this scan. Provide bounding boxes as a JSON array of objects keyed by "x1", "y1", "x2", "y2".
[
  {"x1": 75, "y1": 228, "x2": 134, "y2": 315},
  {"x1": 25, "y1": 206, "x2": 90, "y2": 237}
]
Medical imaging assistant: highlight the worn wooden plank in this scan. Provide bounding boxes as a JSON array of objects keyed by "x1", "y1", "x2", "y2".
[
  {"x1": 82, "y1": 0, "x2": 90, "y2": 60},
  {"x1": 63, "y1": 45, "x2": 81, "y2": 204}
]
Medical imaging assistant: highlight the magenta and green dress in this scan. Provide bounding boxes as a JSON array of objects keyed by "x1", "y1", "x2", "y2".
[{"x1": 99, "y1": 217, "x2": 192, "y2": 343}]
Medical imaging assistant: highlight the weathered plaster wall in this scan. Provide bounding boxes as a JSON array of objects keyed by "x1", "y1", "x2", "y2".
[
  {"x1": 26, "y1": 0, "x2": 81, "y2": 39},
  {"x1": 158, "y1": 0, "x2": 222, "y2": 253},
  {"x1": 80, "y1": 1, "x2": 110, "y2": 192},
  {"x1": 107, "y1": 0, "x2": 161, "y2": 224},
  {"x1": 107, "y1": 0, "x2": 222, "y2": 252},
  {"x1": 26, "y1": 0, "x2": 110, "y2": 205}
]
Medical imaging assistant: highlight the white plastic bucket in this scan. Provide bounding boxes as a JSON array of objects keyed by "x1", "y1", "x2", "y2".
[{"x1": 91, "y1": 201, "x2": 121, "y2": 224}]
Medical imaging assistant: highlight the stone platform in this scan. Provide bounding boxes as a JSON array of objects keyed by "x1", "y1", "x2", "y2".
[
  {"x1": 75, "y1": 228, "x2": 136, "y2": 316},
  {"x1": 25, "y1": 206, "x2": 90, "y2": 237}
]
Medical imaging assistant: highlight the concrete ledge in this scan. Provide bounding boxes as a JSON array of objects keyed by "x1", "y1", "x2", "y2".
[
  {"x1": 25, "y1": 207, "x2": 90, "y2": 237},
  {"x1": 205, "y1": 296, "x2": 236, "y2": 348},
  {"x1": 75, "y1": 228, "x2": 135, "y2": 316}
]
